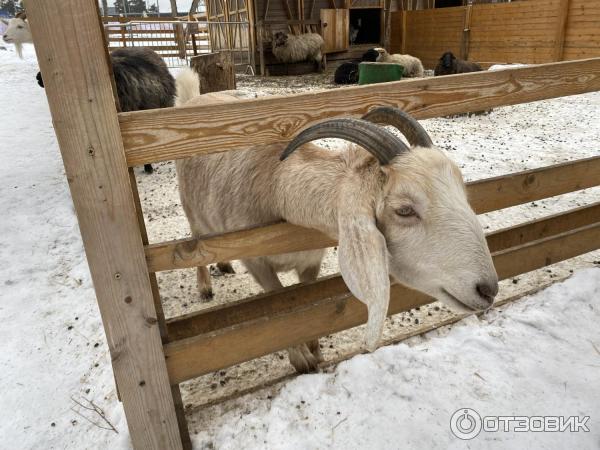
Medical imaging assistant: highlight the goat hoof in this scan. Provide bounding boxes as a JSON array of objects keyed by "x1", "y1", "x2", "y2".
[
  {"x1": 216, "y1": 262, "x2": 235, "y2": 274},
  {"x1": 144, "y1": 164, "x2": 154, "y2": 174},
  {"x1": 200, "y1": 287, "x2": 214, "y2": 301},
  {"x1": 288, "y1": 341, "x2": 323, "y2": 373}
]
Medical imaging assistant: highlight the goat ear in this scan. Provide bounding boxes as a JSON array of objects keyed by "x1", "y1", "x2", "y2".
[
  {"x1": 338, "y1": 201, "x2": 390, "y2": 352},
  {"x1": 0, "y1": 18, "x2": 8, "y2": 25}
]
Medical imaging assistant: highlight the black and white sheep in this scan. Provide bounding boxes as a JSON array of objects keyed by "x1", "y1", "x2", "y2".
[
  {"x1": 271, "y1": 31, "x2": 325, "y2": 71},
  {"x1": 333, "y1": 48, "x2": 380, "y2": 85},
  {"x1": 37, "y1": 48, "x2": 176, "y2": 173},
  {"x1": 434, "y1": 51, "x2": 482, "y2": 76}
]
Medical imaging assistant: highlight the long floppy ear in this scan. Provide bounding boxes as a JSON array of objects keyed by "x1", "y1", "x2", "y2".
[
  {"x1": 0, "y1": 18, "x2": 8, "y2": 25},
  {"x1": 337, "y1": 192, "x2": 390, "y2": 352}
]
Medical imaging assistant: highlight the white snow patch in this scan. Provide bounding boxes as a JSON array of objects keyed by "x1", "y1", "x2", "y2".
[{"x1": 193, "y1": 269, "x2": 600, "y2": 449}]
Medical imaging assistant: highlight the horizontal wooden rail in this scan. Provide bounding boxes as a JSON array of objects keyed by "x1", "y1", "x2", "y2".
[
  {"x1": 165, "y1": 201, "x2": 600, "y2": 341},
  {"x1": 164, "y1": 220, "x2": 600, "y2": 383},
  {"x1": 145, "y1": 156, "x2": 600, "y2": 272},
  {"x1": 119, "y1": 58, "x2": 600, "y2": 166}
]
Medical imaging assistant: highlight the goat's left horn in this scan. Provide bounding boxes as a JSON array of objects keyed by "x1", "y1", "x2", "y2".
[
  {"x1": 16, "y1": 11, "x2": 26, "y2": 19},
  {"x1": 280, "y1": 118, "x2": 409, "y2": 165},
  {"x1": 362, "y1": 106, "x2": 433, "y2": 148}
]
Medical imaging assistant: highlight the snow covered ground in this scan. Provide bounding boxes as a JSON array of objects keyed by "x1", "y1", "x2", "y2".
[{"x1": 0, "y1": 44, "x2": 598, "y2": 449}]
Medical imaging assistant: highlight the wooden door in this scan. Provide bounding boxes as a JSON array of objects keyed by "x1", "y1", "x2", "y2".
[{"x1": 320, "y1": 9, "x2": 349, "y2": 53}]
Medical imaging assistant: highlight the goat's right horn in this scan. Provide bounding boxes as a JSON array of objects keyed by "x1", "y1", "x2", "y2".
[
  {"x1": 362, "y1": 106, "x2": 433, "y2": 148},
  {"x1": 280, "y1": 118, "x2": 409, "y2": 165}
]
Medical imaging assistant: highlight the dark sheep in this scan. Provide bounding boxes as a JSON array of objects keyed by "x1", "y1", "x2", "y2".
[
  {"x1": 333, "y1": 48, "x2": 379, "y2": 85},
  {"x1": 434, "y1": 51, "x2": 482, "y2": 76},
  {"x1": 36, "y1": 48, "x2": 176, "y2": 173}
]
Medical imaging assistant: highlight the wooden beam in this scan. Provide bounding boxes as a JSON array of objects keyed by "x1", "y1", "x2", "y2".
[
  {"x1": 119, "y1": 57, "x2": 600, "y2": 166},
  {"x1": 145, "y1": 156, "x2": 600, "y2": 272},
  {"x1": 164, "y1": 221, "x2": 600, "y2": 383},
  {"x1": 165, "y1": 202, "x2": 600, "y2": 342},
  {"x1": 553, "y1": 0, "x2": 571, "y2": 61},
  {"x1": 467, "y1": 155, "x2": 600, "y2": 214},
  {"x1": 26, "y1": 1, "x2": 183, "y2": 449}
]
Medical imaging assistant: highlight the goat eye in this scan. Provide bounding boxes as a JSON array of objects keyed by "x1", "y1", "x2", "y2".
[
  {"x1": 17, "y1": 25, "x2": 23, "y2": 29},
  {"x1": 395, "y1": 206, "x2": 417, "y2": 217}
]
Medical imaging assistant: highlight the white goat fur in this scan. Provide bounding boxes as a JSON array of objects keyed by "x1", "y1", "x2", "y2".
[
  {"x1": 374, "y1": 48, "x2": 424, "y2": 77},
  {"x1": 1, "y1": 15, "x2": 32, "y2": 58},
  {"x1": 175, "y1": 70, "x2": 497, "y2": 371},
  {"x1": 271, "y1": 32, "x2": 324, "y2": 64}
]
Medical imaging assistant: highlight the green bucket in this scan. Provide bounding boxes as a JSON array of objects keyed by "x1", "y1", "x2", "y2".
[{"x1": 358, "y1": 62, "x2": 404, "y2": 85}]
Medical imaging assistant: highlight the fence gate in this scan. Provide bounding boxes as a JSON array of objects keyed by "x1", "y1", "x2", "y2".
[{"x1": 206, "y1": 0, "x2": 254, "y2": 69}]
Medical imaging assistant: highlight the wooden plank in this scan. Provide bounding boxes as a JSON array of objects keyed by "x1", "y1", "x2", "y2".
[
  {"x1": 466, "y1": 155, "x2": 600, "y2": 214},
  {"x1": 145, "y1": 156, "x2": 600, "y2": 272},
  {"x1": 26, "y1": 1, "x2": 183, "y2": 449},
  {"x1": 119, "y1": 58, "x2": 600, "y2": 166},
  {"x1": 165, "y1": 202, "x2": 600, "y2": 342},
  {"x1": 164, "y1": 221, "x2": 600, "y2": 383}
]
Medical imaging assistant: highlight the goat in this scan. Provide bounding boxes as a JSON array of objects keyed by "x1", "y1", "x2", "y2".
[
  {"x1": 374, "y1": 48, "x2": 424, "y2": 78},
  {"x1": 434, "y1": 51, "x2": 482, "y2": 76},
  {"x1": 175, "y1": 70, "x2": 499, "y2": 373},
  {"x1": 1, "y1": 12, "x2": 32, "y2": 58},
  {"x1": 272, "y1": 31, "x2": 325, "y2": 71},
  {"x1": 36, "y1": 47, "x2": 176, "y2": 174},
  {"x1": 334, "y1": 48, "x2": 380, "y2": 85}
]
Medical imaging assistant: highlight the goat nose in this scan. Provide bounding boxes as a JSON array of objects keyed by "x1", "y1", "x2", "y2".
[{"x1": 476, "y1": 281, "x2": 498, "y2": 305}]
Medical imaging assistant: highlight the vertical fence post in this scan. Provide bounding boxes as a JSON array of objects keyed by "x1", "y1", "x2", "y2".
[
  {"x1": 460, "y1": 3, "x2": 472, "y2": 61},
  {"x1": 25, "y1": 1, "x2": 184, "y2": 449},
  {"x1": 554, "y1": 0, "x2": 571, "y2": 61}
]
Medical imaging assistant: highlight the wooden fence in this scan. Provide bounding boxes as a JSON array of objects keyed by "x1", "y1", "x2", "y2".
[
  {"x1": 28, "y1": 0, "x2": 600, "y2": 448},
  {"x1": 390, "y1": 0, "x2": 600, "y2": 68},
  {"x1": 102, "y1": 16, "x2": 211, "y2": 67}
]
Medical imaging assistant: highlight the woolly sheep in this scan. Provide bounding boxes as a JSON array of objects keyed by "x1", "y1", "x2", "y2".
[
  {"x1": 333, "y1": 48, "x2": 379, "y2": 85},
  {"x1": 374, "y1": 48, "x2": 424, "y2": 78},
  {"x1": 36, "y1": 47, "x2": 176, "y2": 173},
  {"x1": 434, "y1": 51, "x2": 482, "y2": 76},
  {"x1": 174, "y1": 69, "x2": 498, "y2": 373},
  {"x1": 272, "y1": 31, "x2": 325, "y2": 71}
]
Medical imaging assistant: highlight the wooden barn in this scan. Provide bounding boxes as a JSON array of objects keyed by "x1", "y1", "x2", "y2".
[{"x1": 195, "y1": 0, "x2": 514, "y2": 74}]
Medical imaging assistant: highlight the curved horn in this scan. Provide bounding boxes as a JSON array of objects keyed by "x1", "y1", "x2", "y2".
[
  {"x1": 16, "y1": 11, "x2": 27, "y2": 20},
  {"x1": 280, "y1": 118, "x2": 409, "y2": 165},
  {"x1": 362, "y1": 106, "x2": 433, "y2": 148}
]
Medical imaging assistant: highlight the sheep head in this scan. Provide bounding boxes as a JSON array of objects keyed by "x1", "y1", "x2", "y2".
[
  {"x1": 273, "y1": 31, "x2": 289, "y2": 48},
  {"x1": 2, "y1": 13, "x2": 32, "y2": 58},
  {"x1": 373, "y1": 47, "x2": 389, "y2": 62},
  {"x1": 281, "y1": 107, "x2": 498, "y2": 350}
]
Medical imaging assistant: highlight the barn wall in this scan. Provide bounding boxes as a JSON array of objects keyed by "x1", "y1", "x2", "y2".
[
  {"x1": 563, "y1": 0, "x2": 600, "y2": 60},
  {"x1": 390, "y1": 0, "x2": 600, "y2": 69}
]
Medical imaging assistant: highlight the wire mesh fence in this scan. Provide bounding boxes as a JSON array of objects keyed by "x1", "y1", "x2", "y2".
[{"x1": 103, "y1": 17, "x2": 253, "y2": 70}]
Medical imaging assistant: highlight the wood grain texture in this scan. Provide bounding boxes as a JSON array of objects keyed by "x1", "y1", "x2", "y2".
[
  {"x1": 165, "y1": 202, "x2": 600, "y2": 343},
  {"x1": 164, "y1": 221, "x2": 600, "y2": 383},
  {"x1": 26, "y1": 2, "x2": 183, "y2": 449},
  {"x1": 145, "y1": 156, "x2": 600, "y2": 272},
  {"x1": 120, "y1": 58, "x2": 600, "y2": 166}
]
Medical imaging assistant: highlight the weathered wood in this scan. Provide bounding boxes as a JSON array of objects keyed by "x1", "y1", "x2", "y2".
[
  {"x1": 191, "y1": 52, "x2": 237, "y2": 94},
  {"x1": 165, "y1": 202, "x2": 600, "y2": 342},
  {"x1": 145, "y1": 156, "x2": 600, "y2": 272},
  {"x1": 26, "y1": 1, "x2": 183, "y2": 449},
  {"x1": 553, "y1": 0, "x2": 572, "y2": 61},
  {"x1": 486, "y1": 201, "x2": 600, "y2": 252},
  {"x1": 164, "y1": 221, "x2": 600, "y2": 383},
  {"x1": 119, "y1": 58, "x2": 600, "y2": 166},
  {"x1": 467, "y1": 155, "x2": 600, "y2": 214}
]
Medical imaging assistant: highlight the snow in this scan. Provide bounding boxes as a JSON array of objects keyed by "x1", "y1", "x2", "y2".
[
  {"x1": 1, "y1": 44, "x2": 598, "y2": 449},
  {"x1": 193, "y1": 269, "x2": 600, "y2": 450}
]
